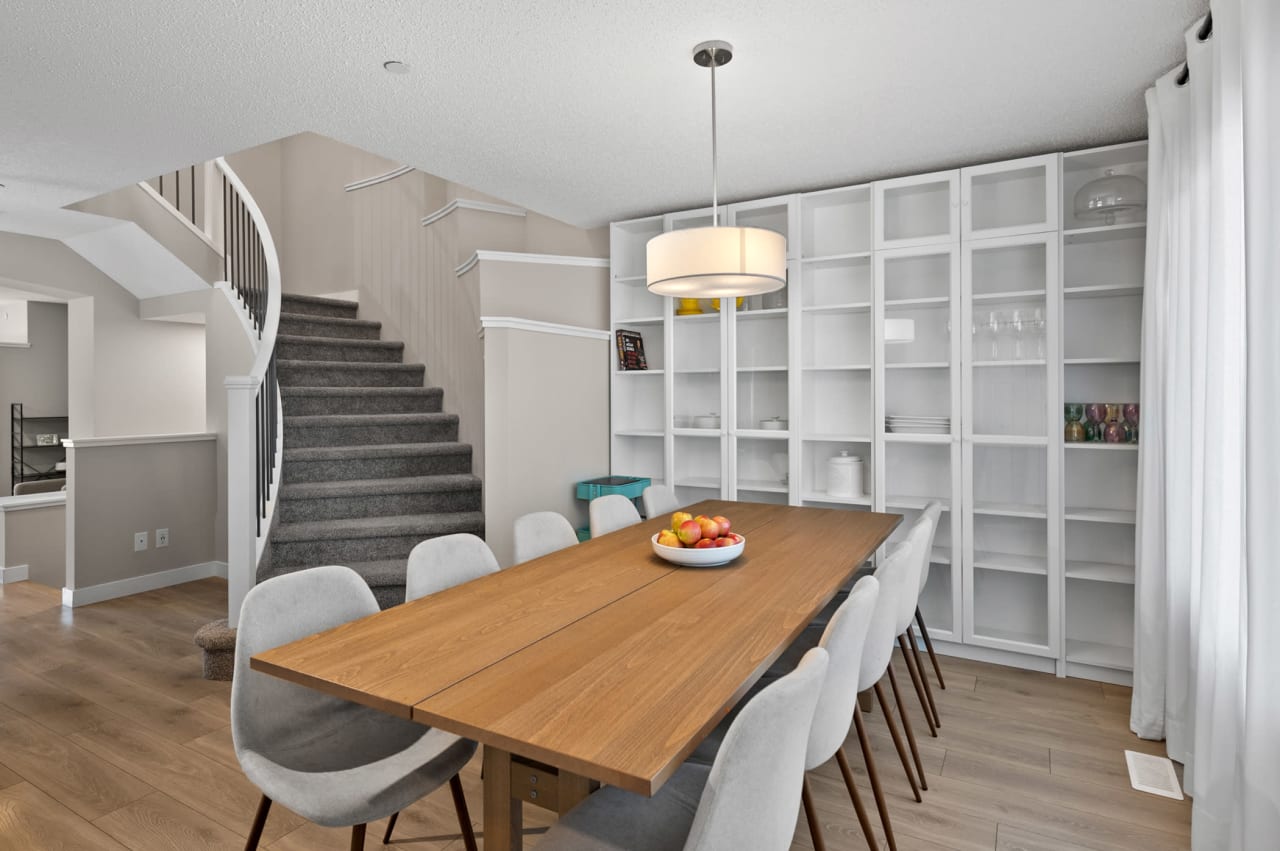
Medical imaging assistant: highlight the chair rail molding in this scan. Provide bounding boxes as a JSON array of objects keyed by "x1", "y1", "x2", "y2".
[
  {"x1": 343, "y1": 165, "x2": 415, "y2": 193},
  {"x1": 421, "y1": 198, "x2": 527, "y2": 228},
  {"x1": 478, "y1": 316, "x2": 611, "y2": 341},
  {"x1": 455, "y1": 250, "x2": 610, "y2": 278}
]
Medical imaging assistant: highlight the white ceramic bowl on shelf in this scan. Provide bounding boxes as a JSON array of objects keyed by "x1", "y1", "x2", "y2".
[{"x1": 651, "y1": 533, "x2": 745, "y2": 567}]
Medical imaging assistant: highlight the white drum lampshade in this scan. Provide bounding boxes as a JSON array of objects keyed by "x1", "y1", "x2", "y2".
[{"x1": 646, "y1": 226, "x2": 787, "y2": 297}]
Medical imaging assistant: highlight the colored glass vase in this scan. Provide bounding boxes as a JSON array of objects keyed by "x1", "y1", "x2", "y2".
[
  {"x1": 1083, "y1": 403, "x2": 1106, "y2": 442},
  {"x1": 1123, "y1": 402, "x2": 1140, "y2": 444},
  {"x1": 1064, "y1": 403, "x2": 1086, "y2": 442}
]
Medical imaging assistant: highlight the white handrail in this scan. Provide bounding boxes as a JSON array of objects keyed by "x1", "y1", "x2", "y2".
[
  {"x1": 215, "y1": 156, "x2": 281, "y2": 376},
  {"x1": 344, "y1": 165, "x2": 414, "y2": 193}
]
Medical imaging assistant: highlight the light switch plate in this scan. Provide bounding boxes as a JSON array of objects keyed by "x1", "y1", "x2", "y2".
[
  {"x1": 134, "y1": 531, "x2": 148, "y2": 552},
  {"x1": 156, "y1": 528, "x2": 169, "y2": 548}
]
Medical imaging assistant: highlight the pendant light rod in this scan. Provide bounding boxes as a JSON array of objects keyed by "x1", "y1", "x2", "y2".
[{"x1": 693, "y1": 40, "x2": 732, "y2": 227}]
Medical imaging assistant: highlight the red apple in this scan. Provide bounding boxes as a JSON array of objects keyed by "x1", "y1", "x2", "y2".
[
  {"x1": 694, "y1": 538, "x2": 717, "y2": 549},
  {"x1": 676, "y1": 519, "x2": 703, "y2": 546},
  {"x1": 715, "y1": 536, "x2": 735, "y2": 547},
  {"x1": 729, "y1": 533, "x2": 743, "y2": 544},
  {"x1": 712, "y1": 515, "x2": 731, "y2": 535},
  {"x1": 695, "y1": 515, "x2": 721, "y2": 539}
]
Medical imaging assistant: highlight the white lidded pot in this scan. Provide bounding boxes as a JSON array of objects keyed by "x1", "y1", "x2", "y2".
[{"x1": 828, "y1": 451, "x2": 864, "y2": 498}]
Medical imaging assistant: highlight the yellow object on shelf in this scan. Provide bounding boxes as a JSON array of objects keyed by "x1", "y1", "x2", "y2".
[
  {"x1": 710, "y1": 297, "x2": 745, "y2": 312},
  {"x1": 676, "y1": 298, "x2": 703, "y2": 315}
]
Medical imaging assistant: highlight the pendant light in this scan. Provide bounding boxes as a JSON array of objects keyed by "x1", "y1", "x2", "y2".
[{"x1": 646, "y1": 41, "x2": 787, "y2": 298}]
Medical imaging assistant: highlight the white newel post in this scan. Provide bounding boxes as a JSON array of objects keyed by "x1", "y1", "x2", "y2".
[{"x1": 225, "y1": 374, "x2": 261, "y2": 629}]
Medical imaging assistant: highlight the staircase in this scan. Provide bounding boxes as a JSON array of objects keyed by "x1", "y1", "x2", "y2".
[{"x1": 264, "y1": 293, "x2": 484, "y2": 608}]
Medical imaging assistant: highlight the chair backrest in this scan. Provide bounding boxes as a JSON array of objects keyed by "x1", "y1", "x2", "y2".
[
  {"x1": 405, "y1": 533, "x2": 499, "y2": 602},
  {"x1": 894, "y1": 514, "x2": 936, "y2": 635},
  {"x1": 513, "y1": 511, "x2": 578, "y2": 563},
  {"x1": 806, "y1": 575, "x2": 879, "y2": 770},
  {"x1": 916, "y1": 500, "x2": 944, "y2": 595},
  {"x1": 232, "y1": 565, "x2": 380, "y2": 758},
  {"x1": 684, "y1": 647, "x2": 829, "y2": 851},
  {"x1": 641, "y1": 484, "x2": 680, "y2": 519},
  {"x1": 857, "y1": 541, "x2": 912, "y2": 691},
  {"x1": 588, "y1": 493, "x2": 641, "y2": 537}
]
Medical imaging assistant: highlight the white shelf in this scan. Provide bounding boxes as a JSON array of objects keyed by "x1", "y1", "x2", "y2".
[
  {"x1": 971, "y1": 289, "x2": 1046, "y2": 302},
  {"x1": 737, "y1": 308, "x2": 788, "y2": 320},
  {"x1": 674, "y1": 367, "x2": 720, "y2": 374},
  {"x1": 737, "y1": 365, "x2": 788, "y2": 373},
  {"x1": 1063, "y1": 223, "x2": 1147, "y2": 244},
  {"x1": 973, "y1": 551, "x2": 1049, "y2": 576},
  {"x1": 801, "y1": 250, "x2": 872, "y2": 264},
  {"x1": 803, "y1": 364, "x2": 871, "y2": 372},
  {"x1": 929, "y1": 546, "x2": 952, "y2": 565},
  {"x1": 1064, "y1": 506, "x2": 1136, "y2": 524},
  {"x1": 1065, "y1": 639, "x2": 1133, "y2": 671},
  {"x1": 802, "y1": 302, "x2": 871, "y2": 314},
  {"x1": 885, "y1": 362, "x2": 950, "y2": 370},
  {"x1": 1063, "y1": 284, "x2": 1143, "y2": 299},
  {"x1": 1064, "y1": 357, "x2": 1140, "y2": 365},
  {"x1": 885, "y1": 495, "x2": 952, "y2": 512},
  {"x1": 673, "y1": 312, "x2": 719, "y2": 322},
  {"x1": 613, "y1": 429, "x2": 664, "y2": 438},
  {"x1": 614, "y1": 369, "x2": 664, "y2": 376},
  {"x1": 883, "y1": 432, "x2": 952, "y2": 444},
  {"x1": 737, "y1": 479, "x2": 789, "y2": 494},
  {"x1": 972, "y1": 359, "x2": 1047, "y2": 368},
  {"x1": 672, "y1": 428, "x2": 721, "y2": 438},
  {"x1": 1066, "y1": 560, "x2": 1135, "y2": 584},
  {"x1": 885, "y1": 296, "x2": 950, "y2": 307},
  {"x1": 970, "y1": 626, "x2": 1050, "y2": 651},
  {"x1": 614, "y1": 274, "x2": 647, "y2": 285},
  {"x1": 803, "y1": 434, "x2": 872, "y2": 443},
  {"x1": 675, "y1": 476, "x2": 722, "y2": 489},
  {"x1": 970, "y1": 434, "x2": 1047, "y2": 446},
  {"x1": 736, "y1": 430, "x2": 790, "y2": 440},
  {"x1": 614, "y1": 316, "x2": 663, "y2": 326},
  {"x1": 1064, "y1": 442, "x2": 1138, "y2": 451},
  {"x1": 972, "y1": 500, "x2": 1048, "y2": 519},
  {"x1": 802, "y1": 491, "x2": 873, "y2": 506}
]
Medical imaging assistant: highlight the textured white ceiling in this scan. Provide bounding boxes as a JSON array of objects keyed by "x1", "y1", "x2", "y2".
[{"x1": 0, "y1": 0, "x2": 1206, "y2": 227}]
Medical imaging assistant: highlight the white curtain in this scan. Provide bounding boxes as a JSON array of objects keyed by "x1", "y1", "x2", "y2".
[{"x1": 1132, "y1": 1, "x2": 1280, "y2": 848}]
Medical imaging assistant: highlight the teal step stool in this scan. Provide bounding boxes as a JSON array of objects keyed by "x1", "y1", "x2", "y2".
[{"x1": 574, "y1": 475, "x2": 652, "y2": 541}]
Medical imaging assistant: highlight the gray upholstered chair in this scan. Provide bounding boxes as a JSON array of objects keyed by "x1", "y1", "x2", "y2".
[
  {"x1": 512, "y1": 510, "x2": 579, "y2": 563},
  {"x1": 690, "y1": 576, "x2": 882, "y2": 851},
  {"x1": 911, "y1": 500, "x2": 948, "y2": 694},
  {"x1": 641, "y1": 484, "x2": 681, "y2": 518},
  {"x1": 588, "y1": 493, "x2": 642, "y2": 537},
  {"x1": 405, "y1": 533, "x2": 499, "y2": 601},
  {"x1": 540, "y1": 646, "x2": 830, "y2": 851},
  {"x1": 232, "y1": 565, "x2": 478, "y2": 851}
]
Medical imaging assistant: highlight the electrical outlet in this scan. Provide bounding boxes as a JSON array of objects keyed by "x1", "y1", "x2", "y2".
[
  {"x1": 134, "y1": 531, "x2": 148, "y2": 552},
  {"x1": 156, "y1": 528, "x2": 169, "y2": 548}
]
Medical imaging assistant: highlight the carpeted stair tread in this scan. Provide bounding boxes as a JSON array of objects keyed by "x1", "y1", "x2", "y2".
[
  {"x1": 278, "y1": 334, "x2": 404, "y2": 356},
  {"x1": 277, "y1": 359, "x2": 422, "y2": 374},
  {"x1": 280, "y1": 386, "x2": 442, "y2": 400},
  {"x1": 281, "y1": 474, "x2": 479, "y2": 500},
  {"x1": 286, "y1": 412, "x2": 457, "y2": 428},
  {"x1": 277, "y1": 360, "x2": 426, "y2": 388},
  {"x1": 272, "y1": 512, "x2": 485, "y2": 543},
  {"x1": 280, "y1": 294, "x2": 359, "y2": 319},
  {"x1": 278, "y1": 312, "x2": 382, "y2": 340},
  {"x1": 343, "y1": 560, "x2": 410, "y2": 588},
  {"x1": 284, "y1": 441, "x2": 471, "y2": 461}
]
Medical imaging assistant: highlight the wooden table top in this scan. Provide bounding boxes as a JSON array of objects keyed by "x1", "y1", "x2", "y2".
[{"x1": 252, "y1": 500, "x2": 899, "y2": 796}]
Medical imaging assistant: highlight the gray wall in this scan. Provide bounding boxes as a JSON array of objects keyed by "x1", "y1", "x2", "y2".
[{"x1": 0, "y1": 302, "x2": 69, "y2": 495}]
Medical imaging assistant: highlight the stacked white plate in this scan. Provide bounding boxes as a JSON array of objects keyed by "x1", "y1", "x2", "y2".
[{"x1": 885, "y1": 415, "x2": 951, "y2": 434}]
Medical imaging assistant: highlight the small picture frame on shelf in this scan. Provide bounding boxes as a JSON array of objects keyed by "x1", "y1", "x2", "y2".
[
  {"x1": 615, "y1": 329, "x2": 648, "y2": 371},
  {"x1": 35, "y1": 433, "x2": 59, "y2": 446}
]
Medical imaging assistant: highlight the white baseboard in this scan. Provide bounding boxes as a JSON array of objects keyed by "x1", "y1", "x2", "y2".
[
  {"x1": 62, "y1": 560, "x2": 228, "y2": 607},
  {"x1": 1, "y1": 564, "x2": 30, "y2": 584},
  {"x1": 926, "y1": 637, "x2": 1058, "y2": 675}
]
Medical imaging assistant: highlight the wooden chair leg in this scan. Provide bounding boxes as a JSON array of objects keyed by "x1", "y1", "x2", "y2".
[
  {"x1": 854, "y1": 706, "x2": 897, "y2": 851},
  {"x1": 836, "y1": 746, "x2": 879, "y2": 851},
  {"x1": 382, "y1": 811, "x2": 399, "y2": 844},
  {"x1": 801, "y1": 778, "x2": 828, "y2": 851},
  {"x1": 907, "y1": 624, "x2": 941, "y2": 728},
  {"x1": 886, "y1": 665, "x2": 928, "y2": 792},
  {"x1": 916, "y1": 607, "x2": 945, "y2": 689},
  {"x1": 898, "y1": 633, "x2": 938, "y2": 737},
  {"x1": 873, "y1": 681, "x2": 922, "y2": 802},
  {"x1": 244, "y1": 795, "x2": 271, "y2": 851},
  {"x1": 350, "y1": 823, "x2": 367, "y2": 851},
  {"x1": 449, "y1": 773, "x2": 479, "y2": 851}
]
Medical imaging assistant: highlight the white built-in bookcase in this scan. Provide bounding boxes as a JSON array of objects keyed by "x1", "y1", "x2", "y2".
[{"x1": 609, "y1": 142, "x2": 1145, "y2": 683}]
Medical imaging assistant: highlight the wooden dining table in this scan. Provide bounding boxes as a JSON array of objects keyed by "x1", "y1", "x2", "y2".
[{"x1": 251, "y1": 500, "x2": 899, "y2": 850}]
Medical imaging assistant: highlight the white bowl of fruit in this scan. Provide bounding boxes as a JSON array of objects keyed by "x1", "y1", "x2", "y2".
[{"x1": 652, "y1": 512, "x2": 745, "y2": 567}]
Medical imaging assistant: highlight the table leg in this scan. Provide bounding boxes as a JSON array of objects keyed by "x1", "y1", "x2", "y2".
[
  {"x1": 556, "y1": 771, "x2": 593, "y2": 815},
  {"x1": 483, "y1": 745, "x2": 522, "y2": 851}
]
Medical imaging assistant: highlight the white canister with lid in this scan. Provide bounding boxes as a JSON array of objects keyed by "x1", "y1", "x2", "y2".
[{"x1": 827, "y1": 451, "x2": 864, "y2": 498}]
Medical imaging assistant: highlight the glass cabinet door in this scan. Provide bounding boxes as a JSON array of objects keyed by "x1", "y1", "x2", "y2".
[
  {"x1": 874, "y1": 170, "x2": 960, "y2": 250},
  {"x1": 961, "y1": 154, "x2": 1060, "y2": 240}
]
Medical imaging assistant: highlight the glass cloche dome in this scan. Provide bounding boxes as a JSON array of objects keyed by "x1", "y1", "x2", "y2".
[{"x1": 1074, "y1": 169, "x2": 1147, "y2": 225}]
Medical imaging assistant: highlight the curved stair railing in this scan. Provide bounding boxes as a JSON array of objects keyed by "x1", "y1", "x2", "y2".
[{"x1": 216, "y1": 156, "x2": 282, "y2": 629}]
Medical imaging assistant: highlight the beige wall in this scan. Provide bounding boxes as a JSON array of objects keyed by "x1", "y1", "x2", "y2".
[
  {"x1": 66, "y1": 437, "x2": 216, "y2": 591},
  {"x1": 0, "y1": 301, "x2": 68, "y2": 495},
  {"x1": 204, "y1": 287, "x2": 256, "y2": 563},
  {"x1": 483, "y1": 328, "x2": 609, "y2": 567},
  {"x1": 3, "y1": 503, "x2": 66, "y2": 587},
  {"x1": 0, "y1": 233, "x2": 206, "y2": 442}
]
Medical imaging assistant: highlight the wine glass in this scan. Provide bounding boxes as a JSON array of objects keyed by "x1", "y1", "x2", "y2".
[
  {"x1": 1010, "y1": 309, "x2": 1026, "y2": 359},
  {"x1": 985, "y1": 311, "x2": 1001, "y2": 360},
  {"x1": 1031, "y1": 307, "x2": 1046, "y2": 358}
]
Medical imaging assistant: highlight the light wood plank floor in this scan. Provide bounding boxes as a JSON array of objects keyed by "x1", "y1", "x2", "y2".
[{"x1": 0, "y1": 579, "x2": 1191, "y2": 850}]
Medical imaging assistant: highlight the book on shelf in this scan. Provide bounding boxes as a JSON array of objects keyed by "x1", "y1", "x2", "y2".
[{"x1": 615, "y1": 329, "x2": 648, "y2": 371}]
